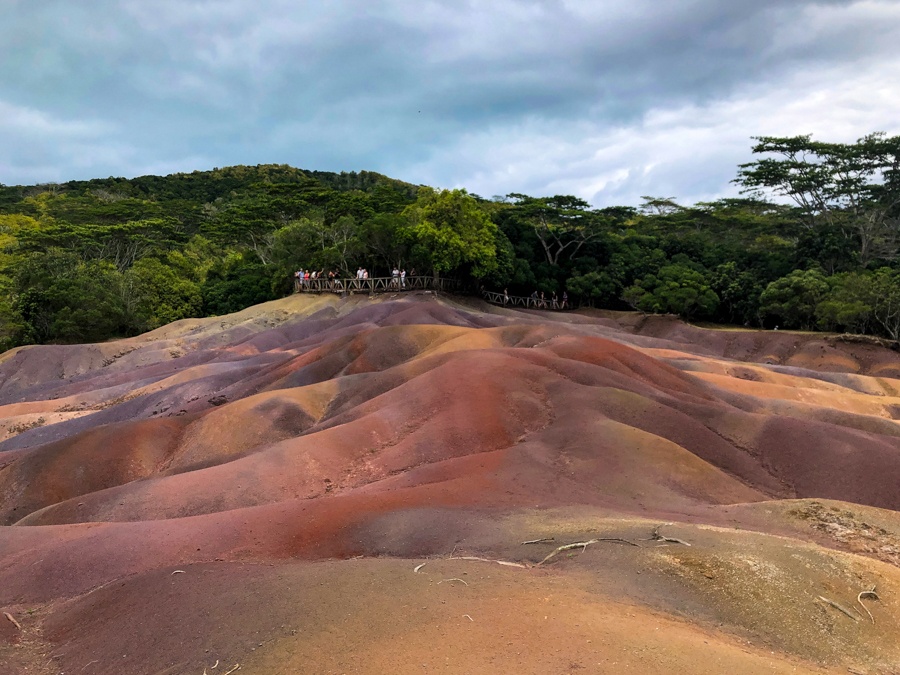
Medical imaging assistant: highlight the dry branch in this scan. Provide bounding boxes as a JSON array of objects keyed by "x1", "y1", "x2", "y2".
[
  {"x1": 522, "y1": 538, "x2": 555, "y2": 545},
  {"x1": 857, "y1": 586, "x2": 880, "y2": 624},
  {"x1": 455, "y1": 556, "x2": 528, "y2": 569},
  {"x1": 536, "y1": 537, "x2": 639, "y2": 566},
  {"x1": 223, "y1": 665, "x2": 241, "y2": 675},
  {"x1": 171, "y1": 570, "x2": 186, "y2": 575},
  {"x1": 646, "y1": 524, "x2": 691, "y2": 546},
  {"x1": 437, "y1": 578, "x2": 469, "y2": 586},
  {"x1": 817, "y1": 596, "x2": 859, "y2": 621},
  {"x1": 413, "y1": 563, "x2": 427, "y2": 574},
  {"x1": 3, "y1": 612, "x2": 21, "y2": 630}
]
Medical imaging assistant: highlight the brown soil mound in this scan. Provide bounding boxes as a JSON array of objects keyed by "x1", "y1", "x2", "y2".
[{"x1": 2, "y1": 293, "x2": 900, "y2": 674}]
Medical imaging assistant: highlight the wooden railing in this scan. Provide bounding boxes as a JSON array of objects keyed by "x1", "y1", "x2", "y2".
[
  {"x1": 293, "y1": 275, "x2": 572, "y2": 311},
  {"x1": 481, "y1": 290, "x2": 572, "y2": 311},
  {"x1": 294, "y1": 275, "x2": 460, "y2": 294}
]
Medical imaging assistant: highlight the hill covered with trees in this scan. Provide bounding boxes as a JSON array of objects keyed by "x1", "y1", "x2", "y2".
[{"x1": 1, "y1": 132, "x2": 899, "y2": 351}]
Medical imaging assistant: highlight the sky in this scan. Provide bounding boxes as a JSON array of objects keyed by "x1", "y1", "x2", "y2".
[{"x1": 1, "y1": 0, "x2": 899, "y2": 206}]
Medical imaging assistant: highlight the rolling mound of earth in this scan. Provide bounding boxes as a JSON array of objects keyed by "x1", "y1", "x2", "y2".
[{"x1": 2, "y1": 291, "x2": 900, "y2": 674}]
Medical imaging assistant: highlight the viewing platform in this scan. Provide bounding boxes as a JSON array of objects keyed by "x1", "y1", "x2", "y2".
[
  {"x1": 293, "y1": 275, "x2": 459, "y2": 294},
  {"x1": 293, "y1": 276, "x2": 572, "y2": 311}
]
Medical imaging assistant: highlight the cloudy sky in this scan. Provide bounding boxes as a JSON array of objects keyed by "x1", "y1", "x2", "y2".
[{"x1": 2, "y1": 0, "x2": 898, "y2": 206}]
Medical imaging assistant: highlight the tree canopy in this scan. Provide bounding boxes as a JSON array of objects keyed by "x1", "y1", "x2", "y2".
[{"x1": 3, "y1": 139, "x2": 900, "y2": 353}]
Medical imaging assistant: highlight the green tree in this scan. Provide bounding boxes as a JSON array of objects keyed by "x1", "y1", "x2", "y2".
[
  {"x1": 815, "y1": 272, "x2": 873, "y2": 334},
  {"x1": 759, "y1": 269, "x2": 829, "y2": 330},
  {"x1": 567, "y1": 271, "x2": 619, "y2": 306},
  {"x1": 505, "y1": 194, "x2": 605, "y2": 266},
  {"x1": 401, "y1": 189, "x2": 499, "y2": 278},
  {"x1": 623, "y1": 264, "x2": 719, "y2": 320},
  {"x1": 711, "y1": 262, "x2": 765, "y2": 325},
  {"x1": 869, "y1": 268, "x2": 900, "y2": 341},
  {"x1": 14, "y1": 253, "x2": 126, "y2": 343},
  {"x1": 122, "y1": 258, "x2": 202, "y2": 331},
  {"x1": 736, "y1": 133, "x2": 900, "y2": 265}
]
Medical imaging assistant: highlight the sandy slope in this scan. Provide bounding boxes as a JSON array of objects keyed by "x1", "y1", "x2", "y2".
[{"x1": 2, "y1": 292, "x2": 900, "y2": 674}]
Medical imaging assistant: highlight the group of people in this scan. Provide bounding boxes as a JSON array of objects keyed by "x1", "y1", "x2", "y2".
[
  {"x1": 528, "y1": 290, "x2": 567, "y2": 309},
  {"x1": 499, "y1": 288, "x2": 568, "y2": 310},
  {"x1": 294, "y1": 267, "x2": 417, "y2": 292},
  {"x1": 389, "y1": 267, "x2": 410, "y2": 289}
]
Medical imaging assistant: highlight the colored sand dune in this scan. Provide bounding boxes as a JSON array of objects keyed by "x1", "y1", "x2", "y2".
[{"x1": 2, "y1": 293, "x2": 900, "y2": 674}]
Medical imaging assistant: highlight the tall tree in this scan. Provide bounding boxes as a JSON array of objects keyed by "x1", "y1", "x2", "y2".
[
  {"x1": 401, "y1": 189, "x2": 499, "y2": 279},
  {"x1": 735, "y1": 133, "x2": 900, "y2": 265},
  {"x1": 506, "y1": 194, "x2": 605, "y2": 266}
]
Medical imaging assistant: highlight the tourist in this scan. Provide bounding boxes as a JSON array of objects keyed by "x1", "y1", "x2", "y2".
[
  {"x1": 561, "y1": 291, "x2": 568, "y2": 309},
  {"x1": 551, "y1": 292, "x2": 558, "y2": 309},
  {"x1": 503, "y1": 288, "x2": 509, "y2": 305},
  {"x1": 400, "y1": 269, "x2": 407, "y2": 289}
]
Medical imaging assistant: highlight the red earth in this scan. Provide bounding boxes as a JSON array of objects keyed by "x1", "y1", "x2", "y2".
[{"x1": 2, "y1": 292, "x2": 900, "y2": 674}]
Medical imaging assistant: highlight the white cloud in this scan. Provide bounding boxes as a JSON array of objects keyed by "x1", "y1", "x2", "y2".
[
  {"x1": 400, "y1": 54, "x2": 900, "y2": 205},
  {"x1": 1, "y1": 0, "x2": 899, "y2": 203}
]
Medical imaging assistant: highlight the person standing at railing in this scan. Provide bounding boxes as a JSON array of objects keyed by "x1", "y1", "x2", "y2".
[
  {"x1": 400, "y1": 269, "x2": 407, "y2": 289},
  {"x1": 561, "y1": 291, "x2": 568, "y2": 309},
  {"x1": 391, "y1": 267, "x2": 400, "y2": 288},
  {"x1": 503, "y1": 288, "x2": 509, "y2": 305},
  {"x1": 552, "y1": 292, "x2": 558, "y2": 309}
]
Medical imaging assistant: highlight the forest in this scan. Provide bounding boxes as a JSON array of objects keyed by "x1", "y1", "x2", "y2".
[{"x1": 1, "y1": 132, "x2": 899, "y2": 351}]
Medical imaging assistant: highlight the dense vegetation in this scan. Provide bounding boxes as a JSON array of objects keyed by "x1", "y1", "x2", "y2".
[{"x1": 1, "y1": 132, "x2": 899, "y2": 351}]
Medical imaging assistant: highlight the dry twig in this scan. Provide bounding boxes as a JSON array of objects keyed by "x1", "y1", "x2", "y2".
[
  {"x1": 455, "y1": 556, "x2": 528, "y2": 569},
  {"x1": 171, "y1": 570, "x2": 186, "y2": 575},
  {"x1": 537, "y1": 538, "x2": 639, "y2": 566},
  {"x1": 646, "y1": 524, "x2": 691, "y2": 546},
  {"x1": 437, "y1": 578, "x2": 469, "y2": 586},
  {"x1": 3, "y1": 612, "x2": 21, "y2": 630},
  {"x1": 413, "y1": 563, "x2": 427, "y2": 574},
  {"x1": 817, "y1": 596, "x2": 859, "y2": 621},
  {"x1": 463, "y1": 614, "x2": 474, "y2": 622},
  {"x1": 223, "y1": 665, "x2": 241, "y2": 675},
  {"x1": 857, "y1": 586, "x2": 880, "y2": 624},
  {"x1": 522, "y1": 538, "x2": 555, "y2": 545}
]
